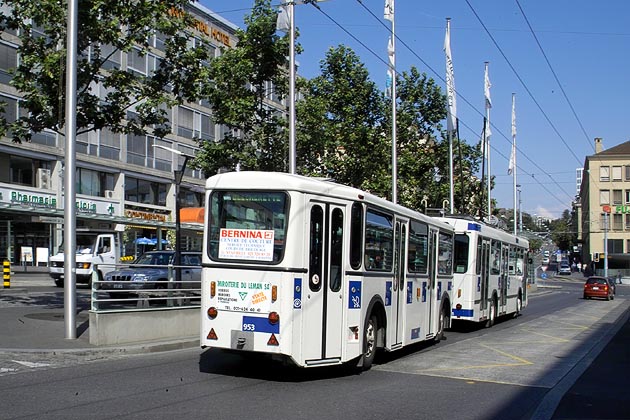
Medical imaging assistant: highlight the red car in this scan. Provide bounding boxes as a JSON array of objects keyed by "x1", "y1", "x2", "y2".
[{"x1": 583, "y1": 276, "x2": 614, "y2": 300}]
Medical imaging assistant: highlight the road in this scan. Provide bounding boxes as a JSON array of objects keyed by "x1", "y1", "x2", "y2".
[{"x1": 0, "y1": 276, "x2": 627, "y2": 420}]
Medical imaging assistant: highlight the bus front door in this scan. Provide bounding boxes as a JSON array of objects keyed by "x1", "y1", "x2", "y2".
[
  {"x1": 426, "y1": 229, "x2": 439, "y2": 337},
  {"x1": 303, "y1": 202, "x2": 345, "y2": 364},
  {"x1": 480, "y1": 239, "x2": 490, "y2": 318}
]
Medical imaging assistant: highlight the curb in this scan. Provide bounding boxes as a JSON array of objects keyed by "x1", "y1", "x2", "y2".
[{"x1": 0, "y1": 338, "x2": 199, "y2": 356}]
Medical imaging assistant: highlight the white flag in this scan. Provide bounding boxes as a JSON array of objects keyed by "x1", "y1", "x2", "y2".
[
  {"x1": 444, "y1": 19, "x2": 457, "y2": 133},
  {"x1": 387, "y1": 35, "x2": 394, "y2": 66},
  {"x1": 276, "y1": 4, "x2": 290, "y2": 33},
  {"x1": 484, "y1": 63, "x2": 492, "y2": 109},
  {"x1": 508, "y1": 94, "x2": 516, "y2": 175},
  {"x1": 384, "y1": 0, "x2": 394, "y2": 22}
]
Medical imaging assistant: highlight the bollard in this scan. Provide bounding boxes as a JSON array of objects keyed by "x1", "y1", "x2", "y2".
[{"x1": 3, "y1": 260, "x2": 9, "y2": 289}]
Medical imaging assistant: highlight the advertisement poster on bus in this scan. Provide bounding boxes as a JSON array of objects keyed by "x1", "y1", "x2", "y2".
[
  {"x1": 218, "y1": 228, "x2": 274, "y2": 261},
  {"x1": 215, "y1": 280, "x2": 272, "y2": 313}
]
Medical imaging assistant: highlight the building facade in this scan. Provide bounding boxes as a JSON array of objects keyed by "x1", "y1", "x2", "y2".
[
  {"x1": 0, "y1": 3, "x2": 279, "y2": 265},
  {"x1": 578, "y1": 138, "x2": 630, "y2": 273}
]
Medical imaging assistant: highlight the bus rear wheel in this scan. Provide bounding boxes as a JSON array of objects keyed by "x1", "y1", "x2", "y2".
[{"x1": 362, "y1": 315, "x2": 377, "y2": 370}]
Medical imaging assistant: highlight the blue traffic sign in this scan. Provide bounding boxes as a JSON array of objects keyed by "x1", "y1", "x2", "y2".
[{"x1": 541, "y1": 273, "x2": 548, "y2": 280}]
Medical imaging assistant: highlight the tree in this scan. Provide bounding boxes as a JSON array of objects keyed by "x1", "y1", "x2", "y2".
[
  {"x1": 0, "y1": 0, "x2": 213, "y2": 142},
  {"x1": 549, "y1": 209, "x2": 576, "y2": 251},
  {"x1": 296, "y1": 45, "x2": 388, "y2": 193},
  {"x1": 193, "y1": 0, "x2": 290, "y2": 176}
]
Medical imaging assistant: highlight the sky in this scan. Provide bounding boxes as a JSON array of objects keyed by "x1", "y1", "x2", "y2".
[{"x1": 200, "y1": 0, "x2": 630, "y2": 219}]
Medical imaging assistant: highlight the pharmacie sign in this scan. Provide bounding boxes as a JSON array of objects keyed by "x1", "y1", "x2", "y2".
[{"x1": 0, "y1": 187, "x2": 57, "y2": 209}]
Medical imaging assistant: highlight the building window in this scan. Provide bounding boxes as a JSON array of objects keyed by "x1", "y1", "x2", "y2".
[
  {"x1": 100, "y1": 43, "x2": 121, "y2": 70},
  {"x1": 127, "y1": 134, "x2": 172, "y2": 172},
  {"x1": 125, "y1": 176, "x2": 167, "y2": 206},
  {"x1": 625, "y1": 165, "x2": 630, "y2": 181},
  {"x1": 76, "y1": 167, "x2": 115, "y2": 197},
  {"x1": 625, "y1": 190, "x2": 630, "y2": 204},
  {"x1": 0, "y1": 42, "x2": 17, "y2": 84},
  {"x1": 10, "y1": 156, "x2": 33, "y2": 186},
  {"x1": 613, "y1": 190, "x2": 623, "y2": 205},
  {"x1": 612, "y1": 166, "x2": 622, "y2": 181},
  {"x1": 599, "y1": 166, "x2": 610, "y2": 182},
  {"x1": 627, "y1": 240, "x2": 630, "y2": 253},
  {"x1": 626, "y1": 214, "x2": 630, "y2": 230},
  {"x1": 613, "y1": 214, "x2": 623, "y2": 231},
  {"x1": 608, "y1": 239, "x2": 623, "y2": 254},
  {"x1": 127, "y1": 47, "x2": 159, "y2": 76},
  {"x1": 600, "y1": 190, "x2": 610, "y2": 205},
  {"x1": 177, "y1": 106, "x2": 214, "y2": 140}
]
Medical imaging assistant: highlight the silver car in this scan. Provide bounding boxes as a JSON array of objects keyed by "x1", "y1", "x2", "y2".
[
  {"x1": 101, "y1": 251, "x2": 201, "y2": 296},
  {"x1": 558, "y1": 263, "x2": 572, "y2": 275}
]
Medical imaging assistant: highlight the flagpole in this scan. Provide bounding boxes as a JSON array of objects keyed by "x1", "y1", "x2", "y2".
[
  {"x1": 445, "y1": 18, "x2": 455, "y2": 215},
  {"x1": 288, "y1": 2, "x2": 296, "y2": 174},
  {"x1": 385, "y1": 0, "x2": 397, "y2": 204},
  {"x1": 484, "y1": 62, "x2": 491, "y2": 219},
  {"x1": 511, "y1": 93, "x2": 517, "y2": 235}
]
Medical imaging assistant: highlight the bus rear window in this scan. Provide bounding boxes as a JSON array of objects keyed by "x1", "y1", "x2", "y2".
[{"x1": 208, "y1": 191, "x2": 288, "y2": 263}]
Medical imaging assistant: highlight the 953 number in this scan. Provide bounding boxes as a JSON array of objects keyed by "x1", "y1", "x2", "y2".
[{"x1": 242, "y1": 323, "x2": 256, "y2": 332}]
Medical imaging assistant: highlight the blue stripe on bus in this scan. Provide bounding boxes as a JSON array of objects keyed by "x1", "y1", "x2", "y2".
[
  {"x1": 349, "y1": 280, "x2": 361, "y2": 309},
  {"x1": 293, "y1": 277, "x2": 302, "y2": 309},
  {"x1": 407, "y1": 281, "x2": 413, "y2": 304},
  {"x1": 422, "y1": 281, "x2": 427, "y2": 302},
  {"x1": 385, "y1": 281, "x2": 392, "y2": 306},
  {"x1": 437, "y1": 281, "x2": 442, "y2": 300},
  {"x1": 477, "y1": 276, "x2": 481, "y2": 292},
  {"x1": 242, "y1": 316, "x2": 279, "y2": 334},
  {"x1": 452, "y1": 309, "x2": 474, "y2": 317}
]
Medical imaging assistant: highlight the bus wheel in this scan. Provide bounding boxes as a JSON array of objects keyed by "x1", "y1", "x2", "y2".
[
  {"x1": 485, "y1": 298, "x2": 497, "y2": 328},
  {"x1": 435, "y1": 304, "x2": 449, "y2": 342},
  {"x1": 514, "y1": 295, "x2": 522, "y2": 318},
  {"x1": 362, "y1": 316, "x2": 377, "y2": 370},
  {"x1": 54, "y1": 279, "x2": 64, "y2": 288}
]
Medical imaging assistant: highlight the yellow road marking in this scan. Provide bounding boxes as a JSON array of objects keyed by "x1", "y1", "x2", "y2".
[
  {"x1": 477, "y1": 342, "x2": 533, "y2": 365},
  {"x1": 521, "y1": 328, "x2": 570, "y2": 343}
]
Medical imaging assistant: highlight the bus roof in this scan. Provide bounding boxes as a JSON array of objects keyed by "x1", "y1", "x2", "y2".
[
  {"x1": 206, "y1": 171, "x2": 454, "y2": 233},
  {"x1": 437, "y1": 216, "x2": 529, "y2": 248}
]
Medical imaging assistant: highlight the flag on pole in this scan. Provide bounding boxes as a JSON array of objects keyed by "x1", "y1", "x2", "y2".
[
  {"x1": 384, "y1": 0, "x2": 394, "y2": 22},
  {"x1": 444, "y1": 18, "x2": 457, "y2": 134},
  {"x1": 276, "y1": 4, "x2": 290, "y2": 33},
  {"x1": 508, "y1": 94, "x2": 516, "y2": 175},
  {"x1": 484, "y1": 64, "x2": 492, "y2": 109}
]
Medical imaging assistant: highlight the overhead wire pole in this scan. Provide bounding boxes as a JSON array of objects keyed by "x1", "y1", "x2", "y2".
[
  {"x1": 444, "y1": 18, "x2": 456, "y2": 215},
  {"x1": 384, "y1": 0, "x2": 396, "y2": 204},
  {"x1": 510, "y1": 93, "x2": 517, "y2": 235},
  {"x1": 484, "y1": 62, "x2": 492, "y2": 220},
  {"x1": 64, "y1": 0, "x2": 78, "y2": 339},
  {"x1": 288, "y1": 1, "x2": 296, "y2": 174}
]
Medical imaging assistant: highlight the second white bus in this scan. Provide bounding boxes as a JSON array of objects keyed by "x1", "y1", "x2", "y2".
[
  {"x1": 438, "y1": 217, "x2": 529, "y2": 327},
  {"x1": 200, "y1": 172, "x2": 455, "y2": 368}
]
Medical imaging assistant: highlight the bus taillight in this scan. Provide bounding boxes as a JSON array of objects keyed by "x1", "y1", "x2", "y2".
[
  {"x1": 210, "y1": 281, "x2": 216, "y2": 297},
  {"x1": 207, "y1": 307, "x2": 218, "y2": 319},
  {"x1": 457, "y1": 289, "x2": 462, "y2": 298},
  {"x1": 271, "y1": 285, "x2": 277, "y2": 302},
  {"x1": 456, "y1": 303, "x2": 462, "y2": 310},
  {"x1": 268, "y1": 311, "x2": 279, "y2": 325}
]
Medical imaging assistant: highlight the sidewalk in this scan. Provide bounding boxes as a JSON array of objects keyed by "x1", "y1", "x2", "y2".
[{"x1": 0, "y1": 271, "x2": 198, "y2": 355}]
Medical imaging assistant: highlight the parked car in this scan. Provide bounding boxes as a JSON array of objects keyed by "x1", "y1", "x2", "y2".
[
  {"x1": 542, "y1": 257, "x2": 550, "y2": 265},
  {"x1": 583, "y1": 276, "x2": 614, "y2": 300},
  {"x1": 558, "y1": 263, "x2": 572, "y2": 275},
  {"x1": 101, "y1": 251, "x2": 202, "y2": 296}
]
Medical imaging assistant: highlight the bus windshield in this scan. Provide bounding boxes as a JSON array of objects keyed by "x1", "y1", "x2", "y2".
[{"x1": 208, "y1": 191, "x2": 288, "y2": 264}]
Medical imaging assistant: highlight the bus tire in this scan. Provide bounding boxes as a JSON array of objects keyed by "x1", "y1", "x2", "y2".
[
  {"x1": 362, "y1": 315, "x2": 377, "y2": 370},
  {"x1": 485, "y1": 298, "x2": 497, "y2": 328},
  {"x1": 514, "y1": 294, "x2": 522, "y2": 318},
  {"x1": 54, "y1": 279, "x2": 64, "y2": 288},
  {"x1": 435, "y1": 303, "x2": 449, "y2": 342}
]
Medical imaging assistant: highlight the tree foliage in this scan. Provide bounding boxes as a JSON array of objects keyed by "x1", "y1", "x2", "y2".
[
  {"x1": 549, "y1": 209, "x2": 577, "y2": 251},
  {"x1": 0, "y1": 0, "x2": 213, "y2": 142},
  {"x1": 193, "y1": 0, "x2": 290, "y2": 176}
]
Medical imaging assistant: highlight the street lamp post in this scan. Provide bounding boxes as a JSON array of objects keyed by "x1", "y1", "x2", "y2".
[{"x1": 153, "y1": 145, "x2": 191, "y2": 284}]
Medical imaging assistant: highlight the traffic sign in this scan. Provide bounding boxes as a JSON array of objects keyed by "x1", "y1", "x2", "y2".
[{"x1": 541, "y1": 273, "x2": 548, "y2": 280}]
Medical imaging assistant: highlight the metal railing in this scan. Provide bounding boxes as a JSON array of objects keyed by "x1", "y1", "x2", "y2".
[{"x1": 91, "y1": 263, "x2": 201, "y2": 313}]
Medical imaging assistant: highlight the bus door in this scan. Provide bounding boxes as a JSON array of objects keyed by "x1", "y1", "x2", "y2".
[
  {"x1": 500, "y1": 244, "x2": 509, "y2": 312},
  {"x1": 303, "y1": 202, "x2": 345, "y2": 363},
  {"x1": 426, "y1": 228, "x2": 439, "y2": 336},
  {"x1": 391, "y1": 219, "x2": 408, "y2": 346},
  {"x1": 480, "y1": 238, "x2": 490, "y2": 317}
]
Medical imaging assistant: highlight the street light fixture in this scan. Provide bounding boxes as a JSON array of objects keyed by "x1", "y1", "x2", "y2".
[{"x1": 153, "y1": 145, "x2": 192, "y2": 283}]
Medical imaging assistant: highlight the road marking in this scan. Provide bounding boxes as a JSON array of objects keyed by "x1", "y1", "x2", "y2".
[
  {"x1": 521, "y1": 328, "x2": 570, "y2": 343},
  {"x1": 477, "y1": 342, "x2": 533, "y2": 366},
  {"x1": 12, "y1": 360, "x2": 51, "y2": 368}
]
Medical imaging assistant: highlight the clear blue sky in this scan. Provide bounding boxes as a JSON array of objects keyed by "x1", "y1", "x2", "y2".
[{"x1": 201, "y1": 0, "x2": 630, "y2": 219}]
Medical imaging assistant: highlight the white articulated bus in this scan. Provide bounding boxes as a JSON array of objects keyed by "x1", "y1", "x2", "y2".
[
  {"x1": 200, "y1": 172, "x2": 455, "y2": 369},
  {"x1": 437, "y1": 217, "x2": 529, "y2": 327}
]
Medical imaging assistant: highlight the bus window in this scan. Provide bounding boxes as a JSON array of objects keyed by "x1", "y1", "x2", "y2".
[
  {"x1": 208, "y1": 190, "x2": 288, "y2": 263},
  {"x1": 364, "y1": 209, "x2": 393, "y2": 271},
  {"x1": 490, "y1": 240, "x2": 501, "y2": 275},
  {"x1": 349, "y1": 202, "x2": 363, "y2": 270},
  {"x1": 509, "y1": 246, "x2": 517, "y2": 274},
  {"x1": 309, "y1": 205, "x2": 324, "y2": 291},
  {"x1": 438, "y1": 232, "x2": 453, "y2": 275},
  {"x1": 330, "y1": 208, "x2": 343, "y2": 292},
  {"x1": 408, "y1": 220, "x2": 428, "y2": 274},
  {"x1": 475, "y1": 237, "x2": 482, "y2": 275},
  {"x1": 453, "y1": 234, "x2": 469, "y2": 273}
]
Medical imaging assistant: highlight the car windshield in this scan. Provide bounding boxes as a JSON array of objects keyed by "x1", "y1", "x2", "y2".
[{"x1": 134, "y1": 252, "x2": 173, "y2": 265}]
